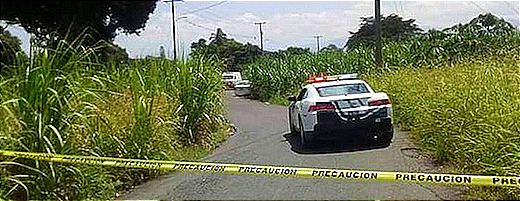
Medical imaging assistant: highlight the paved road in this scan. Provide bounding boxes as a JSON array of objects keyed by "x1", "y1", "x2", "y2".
[{"x1": 121, "y1": 91, "x2": 463, "y2": 200}]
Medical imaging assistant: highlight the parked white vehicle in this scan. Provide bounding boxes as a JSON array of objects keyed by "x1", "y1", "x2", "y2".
[
  {"x1": 287, "y1": 74, "x2": 393, "y2": 147},
  {"x1": 222, "y1": 72, "x2": 242, "y2": 89},
  {"x1": 234, "y1": 80, "x2": 251, "y2": 96}
]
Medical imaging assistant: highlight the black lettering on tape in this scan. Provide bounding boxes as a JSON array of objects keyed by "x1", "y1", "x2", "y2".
[
  {"x1": 418, "y1": 175, "x2": 425, "y2": 181},
  {"x1": 275, "y1": 169, "x2": 280, "y2": 174},
  {"x1": 465, "y1": 177, "x2": 471, "y2": 184},
  {"x1": 502, "y1": 178, "x2": 509, "y2": 185},
  {"x1": 262, "y1": 168, "x2": 268, "y2": 174},
  {"x1": 325, "y1": 171, "x2": 330, "y2": 177},
  {"x1": 403, "y1": 174, "x2": 410, "y2": 180},
  {"x1": 331, "y1": 171, "x2": 337, "y2": 177},
  {"x1": 353, "y1": 172, "x2": 359, "y2": 178},
  {"x1": 339, "y1": 172, "x2": 344, "y2": 178},
  {"x1": 396, "y1": 174, "x2": 402, "y2": 180},
  {"x1": 455, "y1": 176, "x2": 462, "y2": 183},
  {"x1": 411, "y1": 174, "x2": 416, "y2": 181}
]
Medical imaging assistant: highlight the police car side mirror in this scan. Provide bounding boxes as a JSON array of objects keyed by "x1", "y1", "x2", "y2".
[{"x1": 287, "y1": 96, "x2": 296, "y2": 102}]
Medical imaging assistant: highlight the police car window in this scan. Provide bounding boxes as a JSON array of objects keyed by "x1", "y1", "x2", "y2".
[
  {"x1": 316, "y1": 84, "x2": 369, "y2": 97},
  {"x1": 302, "y1": 90, "x2": 310, "y2": 99},
  {"x1": 297, "y1": 88, "x2": 307, "y2": 100}
]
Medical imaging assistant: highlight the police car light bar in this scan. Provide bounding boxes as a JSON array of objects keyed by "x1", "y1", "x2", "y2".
[
  {"x1": 307, "y1": 74, "x2": 358, "y2": 84},
  {"x1": 338, "y1": 73, "x2": 358, "y2": 80}
]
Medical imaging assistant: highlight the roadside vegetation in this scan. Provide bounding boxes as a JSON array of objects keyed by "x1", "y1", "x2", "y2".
[
  {"x1": 242, "y1": 13, "x2": 520, "y2": 199},
  {"x1": 0, "y1": 34, "x2": 231, "y2": 199},
  {"x1": 365, "y1": 55, "x2": 520, "y2": 199}
]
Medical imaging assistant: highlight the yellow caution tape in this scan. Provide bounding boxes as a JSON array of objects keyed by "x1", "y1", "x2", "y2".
[{"x1": 1, "y1": 150, "x2": 519, "y2": 187}]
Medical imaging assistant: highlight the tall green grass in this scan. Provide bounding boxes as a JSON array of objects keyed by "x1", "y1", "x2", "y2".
[
  {"x1": 0, "y1": 36, "x2": 229, "y2": 199},
  {"x1": 243, "y1": 30, "x2": 519, "y2": 104},
  {"x1": 365, "y1": 55, "x2": 520, "y2": 199}
]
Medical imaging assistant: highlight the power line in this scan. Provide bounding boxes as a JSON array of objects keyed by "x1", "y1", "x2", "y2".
[
  {"x1": 180, "y1": 2, "x2": 254, "y2": 25},
  {"x1": 184, "y1": 20, "x2": 255, "y2": 39},
  {"x1": 179, "y1": 1, "x2": 228, "y2": 16},
  {"x1": 468, "y1": 1, "x2": 486, "y2": 13}
]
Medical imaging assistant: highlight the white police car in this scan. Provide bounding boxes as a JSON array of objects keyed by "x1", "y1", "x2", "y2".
[{"x1": 288, "y1": 74, "x2": 393, "y2": 147}]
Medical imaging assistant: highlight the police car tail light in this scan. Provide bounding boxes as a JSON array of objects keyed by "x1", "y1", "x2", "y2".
[
  {"x1": 309, "y1": 103, "x2": 335, "y2": 112},
  {"x1": 368, "y1": 98, "x2": 391, "y2": 106}
]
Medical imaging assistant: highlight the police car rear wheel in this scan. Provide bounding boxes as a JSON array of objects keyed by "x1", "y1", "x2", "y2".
[{"x1": 299, "y1": 118, "x2": 310, "y2": 148}]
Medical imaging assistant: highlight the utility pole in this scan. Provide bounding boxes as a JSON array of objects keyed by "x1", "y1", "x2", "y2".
[
  {"x1": 314, "y1": 35, "x2": 322, "y2": 54},
  {"x1": 171, "y1": 1, "x2": 177, "y2": 60},
  {"x1": 164, "y1": 0, "x2": 178, "y2": 60},
  {"x1": 375, "y1": 0, "x2": 383, "y2": 68},
  {"x1": 255, "y1": 22, "x2": 266, "y2": 54}
]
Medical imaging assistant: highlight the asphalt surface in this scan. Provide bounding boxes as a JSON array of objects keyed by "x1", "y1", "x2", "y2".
[{"x1": 120, "y1": 91, "x2": 464, "y2": 200}]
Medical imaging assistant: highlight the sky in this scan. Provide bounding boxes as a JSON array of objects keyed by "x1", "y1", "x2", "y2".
[{"x1": 4, "y1": 0, "x2": 520, "y2": 58}]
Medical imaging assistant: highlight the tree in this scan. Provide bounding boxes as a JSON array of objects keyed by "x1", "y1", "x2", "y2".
[
  {"x1": 443, "y1": 13, "x2": 516, "y2": 35},
  {"x1": 0, "y1": 26, "x2": 25, "y2": 75},
  {"x1": 98, "y1": 42, "x2": 129, "y2": 63},
  {"x1": 190, "y1": 28, "x2": 263, "y2": 71},
  {"x1": 0, "y1": 1, "x2": 157, "y2": 43},
  {"x1": 280, "y1": 47, "x2": 312, "y2": 55},
  {"x1": 345, "y1": 14, "x2": 422, "y2": 49},
  {"x1": 320, "y1": 44, "x2": 341, "y2": 53},
  {"x1": 209, "y1": 28, "x2": 228, "y2": 46}
]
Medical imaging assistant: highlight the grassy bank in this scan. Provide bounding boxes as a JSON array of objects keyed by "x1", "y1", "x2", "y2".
[
  {"x1": 0, "y1": 39, "x2": 231, "y2": 200},
  {"x1": 365, "y1": 55, "x2": 520, "y2": 199}
]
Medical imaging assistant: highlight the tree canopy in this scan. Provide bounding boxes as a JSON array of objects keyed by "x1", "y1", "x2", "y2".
[
  {"x1": 320, "y1": 44, "x2": 341, "y2": 53},
  {"x1": 345, "y1": 14, "x2": 422, "y2": 49},
  {"x1": 190, "y1": 28, "x2": 262, "y2": 71},
  {"x1": 0, "y1": 27, "x2": 25, "y2": 75},
  {"x1": 443, "y1": 13, "x2": 516, "y2": 35},
  {"x1": 0, "y1": 1, "x2": 157, "y2": 43}
]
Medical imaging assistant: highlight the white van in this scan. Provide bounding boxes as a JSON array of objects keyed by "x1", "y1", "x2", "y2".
[{"x1": 222, "y1": 72, "x2": 242, "y2": 89}]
